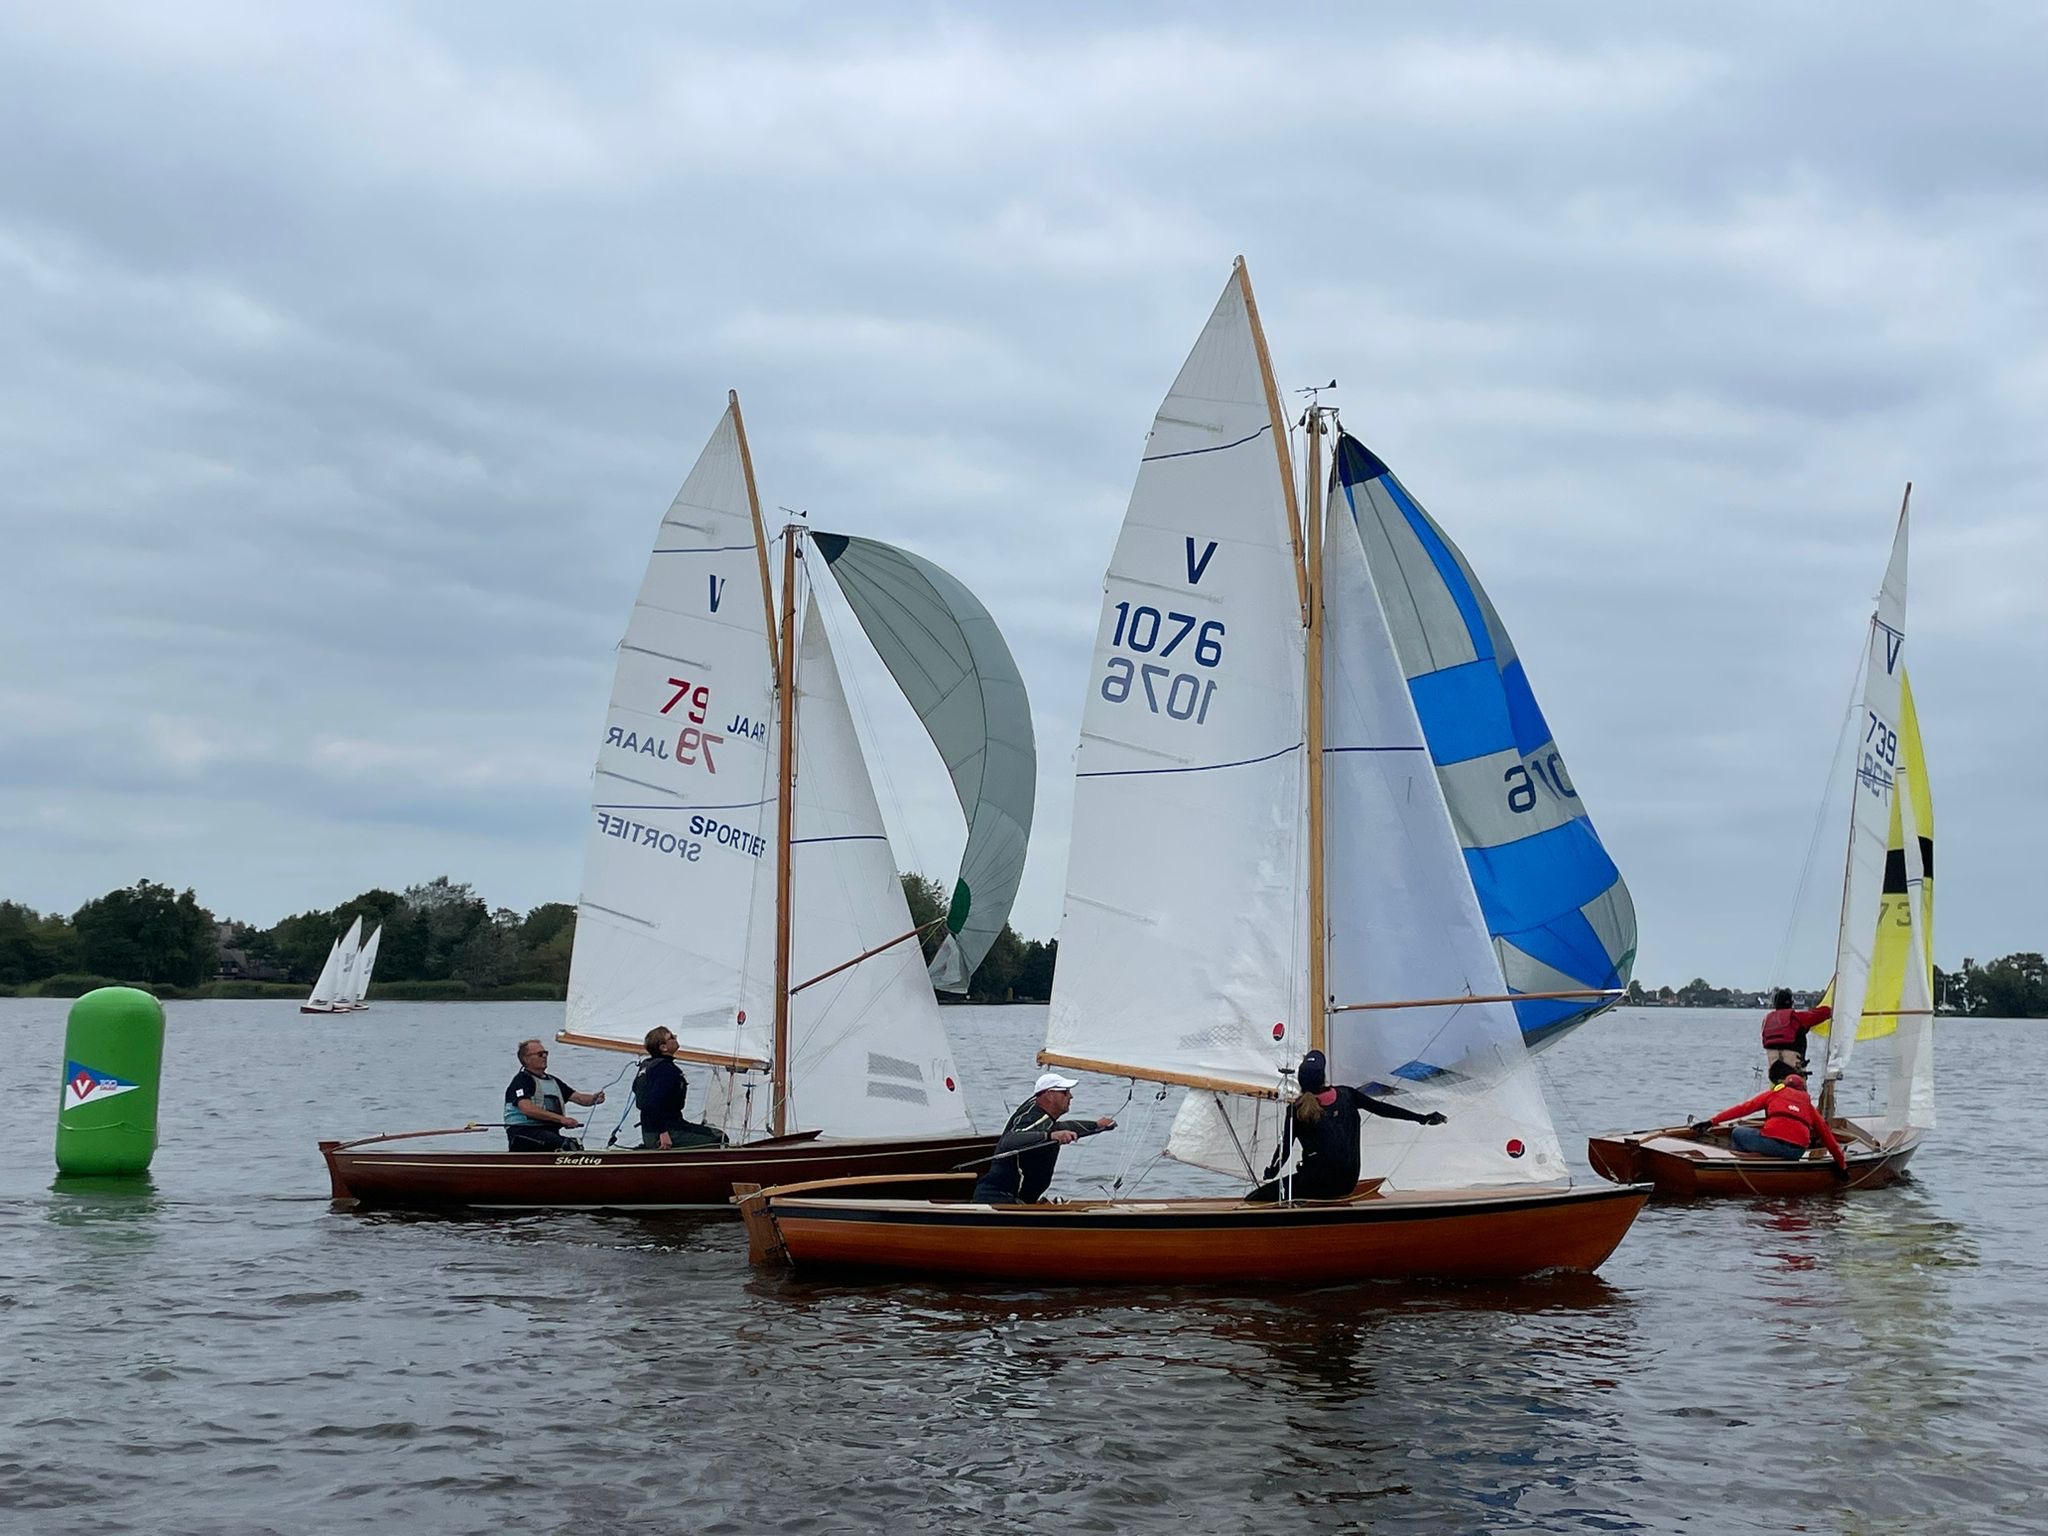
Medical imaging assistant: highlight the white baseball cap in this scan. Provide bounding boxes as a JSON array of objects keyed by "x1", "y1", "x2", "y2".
[{"x1": 1033, "y1": 1071, "x2": 1080, "y2": 1095}]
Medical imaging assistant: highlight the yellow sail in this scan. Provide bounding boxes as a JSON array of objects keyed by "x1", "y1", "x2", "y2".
[{"x1": 1817, "y1": 672, "x2": 1932, "y2": 1040}]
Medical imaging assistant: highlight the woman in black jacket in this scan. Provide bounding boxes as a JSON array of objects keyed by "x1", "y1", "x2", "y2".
[{"x1": 1245, "y1": 1049, "x2": 1447, "y2": 1202}]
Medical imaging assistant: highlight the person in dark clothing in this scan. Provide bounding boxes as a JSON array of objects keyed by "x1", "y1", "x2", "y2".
[
  {"x1": 1761, "y1": 987, "x2": 1833, "y2": 1073},
  {"x1": 1692, "y1": 1061, "x2": 1849, "y2": 1176},
  {"x1": 972, "y1": 1072, "x2": 1117, "y2": 1204},
  {"x1": 633, "y1": 1028, "x2": 727, "y2": 1150},
  {"x1": 1245, "y1": 1049, "x2": 1448, "y2": 1202},
  {"x1": 503, "y1": 1039, "x2": 605, "y2": 1151}
]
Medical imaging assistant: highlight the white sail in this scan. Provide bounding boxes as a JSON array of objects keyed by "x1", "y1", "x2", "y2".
[
  {"x1": 1044, "y1": 266, "x2": 1309, "y2": 1094},
  {"x1": 1317, "y1": 493, "x2": 1567, "y2": 1187},
  {"x1": 565, "y1": 404, "x2": 780, "y2": 1067},
  {"x1": 349, "y1": 924, "x2": 383, "y2": 1009},
  {"x1": 782, "y1": 597, "x2": 972, "y2": 1137},
  {"x1": 1822, "y1": 505, "x2": 1910, "y2": 1086},
  {"x1": 330, "y1": 916, "x2": 364, "y2": 1015},
  {"x1": 304, "y1": 935, "x2": 345, "y2": 1011}
]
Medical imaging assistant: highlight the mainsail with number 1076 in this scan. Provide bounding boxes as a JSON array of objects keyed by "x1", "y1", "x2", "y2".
[{"x1": 743, "y1": 260, "x2": 1649, "y2": 1282}]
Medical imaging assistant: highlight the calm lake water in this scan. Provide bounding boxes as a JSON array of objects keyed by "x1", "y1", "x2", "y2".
[{"x1": 1, "y1": 999, "x2": 2041, "y2": 1534}]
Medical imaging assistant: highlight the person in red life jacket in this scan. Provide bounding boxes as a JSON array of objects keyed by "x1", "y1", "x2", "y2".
[
  {"x1": 1761, "y1": 987, "x2": 1832, "y2": 1072},
  {"x1": 1691, "y1": 1062, "x2": 1849, "y2": 1178}
]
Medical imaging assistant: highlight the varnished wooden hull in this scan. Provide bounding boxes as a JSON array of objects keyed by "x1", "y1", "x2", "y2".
[
  {"x1": 743, "y1": 1179, "x2": 1651, "y2": 1283},
  {"x1": 1587, "y1": 1124, "x2": 1921, "y2": 1198},
  {"x1": 319, "y1": 1131, "x2": 997, "y2": 1211}
]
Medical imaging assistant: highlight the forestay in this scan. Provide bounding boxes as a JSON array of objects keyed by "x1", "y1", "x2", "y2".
[
  {"x1": 1821, "y1": 505, "x2": 1910, "y2": 1087},
  {"x1": 812, "y1": 532, "x2": 1036, "y2": 993},
  {"x1": 782, "y1": 598, "x2": 973, "y2": 1137},
  {"x1": 565, "y1": 405, "x2": 780, "y2": 1067},
  {"x1": 1332, "y1": 434, "x2": 1634, "y2": 1050},
  {"x1": 1044, "y1": 265, "x2": 1308, "y2": 1094}
]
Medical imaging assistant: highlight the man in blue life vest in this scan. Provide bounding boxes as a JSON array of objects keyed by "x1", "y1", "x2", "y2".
[
  {"x1": 632, "y1": 1028, "x2": 726, "y2": 1150},
  {"x1": 1692, "y1": 1061, "x2": 1849, "y2": 1176},
  {"x1": 503, "y1": 1040, "x2": 605, "y2": 1152},
  {"x1": 972, "y1": 1072, "x2": 1116, "y2": 1204}
]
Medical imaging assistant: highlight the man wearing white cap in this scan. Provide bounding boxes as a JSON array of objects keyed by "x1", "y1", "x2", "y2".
[{"x1": 972, "y1": 1071, "x2": 1117, "y2": 1204}]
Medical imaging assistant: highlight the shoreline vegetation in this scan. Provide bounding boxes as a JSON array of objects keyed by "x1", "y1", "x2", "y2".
[
  {"x1": 2, "y1": 878, "x2": 2040, "y2": 1017},
  {"x1": 0, "y1": 872, "x2": 1058, "y2": 1006}
]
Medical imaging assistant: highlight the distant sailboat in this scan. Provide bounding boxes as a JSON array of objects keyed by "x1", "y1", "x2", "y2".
[
  {"x1": 300, "y1": 916, "x2": 363, "y2": 1015},
  {"x1": 742, "y1": 260, "x2": 1647, "y2": 1282},
  {"x1": 300, "y1": 934, "x2": 346, "y2": 1015},
  {"x1": 345, "y1": 924, "x2": 382, "y2": 1011},
  {"x1": 1590, "y1": 494, "x2": 1931, "y2": 1195},
  {"x1": 322, "y1": 393, "x2": 1030, "y2": 1209}
]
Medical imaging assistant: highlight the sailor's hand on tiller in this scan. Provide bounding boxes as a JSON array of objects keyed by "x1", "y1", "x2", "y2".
[
  {"x1": 562, "y1": 1117, "x2": 582, "y2": 1129},
  {"x1": 1051, "y1": 1130, "x2": 1079, "y2": 1145},
  {"x1": 1096, "y1": 1117, "x2": 1117, "y2": 1130}
]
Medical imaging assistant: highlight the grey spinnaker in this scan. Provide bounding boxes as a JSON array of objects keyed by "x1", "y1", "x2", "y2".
[{"x1": 813, "y1": 532, "x2": 1036, "y2": 992}]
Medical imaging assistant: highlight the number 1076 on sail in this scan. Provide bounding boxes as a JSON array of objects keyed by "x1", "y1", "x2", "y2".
[{"x1": 1099, "y1": 602, "x2": 1225, "y2": 724}]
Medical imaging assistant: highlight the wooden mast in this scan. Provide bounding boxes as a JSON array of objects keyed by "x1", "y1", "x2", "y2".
[
  {"x1": 772, "y1": 522, "x2": 800, "y2": 1136},
  {"x1": 729, "y1": 390, "x2": 779, "y2": 675},
  {"x1": 1235, "y1": 257, "x2": 1308, "y2": 621},
  {"x1": 1818, "y1": 480, "x2": 1911, "y2": 1125},
  {"x1": 1233, "y1": 255, "x2": 1320, "y2": 1055},
  {"x1": 1303, "y1": 409, "x2": 1328, "y2": 1053}
]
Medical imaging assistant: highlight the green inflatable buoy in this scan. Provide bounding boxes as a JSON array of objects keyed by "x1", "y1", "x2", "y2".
[{"x1": 55, "y1": 987, "x2": 165, "y2": 1176}]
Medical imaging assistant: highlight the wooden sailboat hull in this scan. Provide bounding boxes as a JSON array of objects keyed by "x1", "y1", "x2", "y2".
[
  {"x1": 741, "y1": 1177, "x2": 1651, "y2": 1283},
  {"x1": 1586, "y1": 1124, "x2": 1921, "y2": 1198},
  {"x1": 319, "y1": 1130, "x2": 997, "y2": 1212}
]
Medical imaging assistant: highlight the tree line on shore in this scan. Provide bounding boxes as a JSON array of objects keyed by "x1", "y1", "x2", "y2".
[
  {"x1": 1625, "y1": 958, "x2": 2047, "y2": 1020},
  {"x1": 0, "y1": 873, "x2": 1058, "y2": 1004},
  {"x1": 3, "y1": 877, "x2": 2042, "y2": 1018}
]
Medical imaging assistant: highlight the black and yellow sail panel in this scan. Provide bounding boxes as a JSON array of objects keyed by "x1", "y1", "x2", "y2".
[
  {"x1": 1816, "y1": 670, "x2": 1933, "y2": 1044},
  {"x1": 1858, "y1": 672, "x2": 1933, "y2": 1041}
]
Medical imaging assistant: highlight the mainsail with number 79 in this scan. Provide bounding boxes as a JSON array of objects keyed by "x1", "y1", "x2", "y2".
[{"x1": 321, "y1": 395, "x2": 1034, "y2": 1209}]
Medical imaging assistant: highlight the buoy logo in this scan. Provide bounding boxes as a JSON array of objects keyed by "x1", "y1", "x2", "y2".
[{"x1": 64, "y1": 1060, "x2": 140, "y2": 1111}]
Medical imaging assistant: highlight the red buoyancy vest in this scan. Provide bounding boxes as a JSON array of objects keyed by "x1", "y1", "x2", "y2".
[
  {"x1": 1758, "y1": 1086, "x2": 1822, "y2": 1148},
  {"x1": 1761, "y1": 1005, "x2": 1832, "y2": 1049}
]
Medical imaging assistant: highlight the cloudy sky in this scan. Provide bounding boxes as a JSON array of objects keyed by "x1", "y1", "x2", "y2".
[{"x1": 3, "y1": 1, "x2": 2043, "y2": 983}]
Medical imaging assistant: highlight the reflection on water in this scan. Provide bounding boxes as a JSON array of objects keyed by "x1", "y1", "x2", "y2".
[{"x1": 1, "y1": 1000, "x2": 2045, "y2": 1532}]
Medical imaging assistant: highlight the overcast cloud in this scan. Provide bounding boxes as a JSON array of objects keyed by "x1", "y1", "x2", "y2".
[{"x1": 2, "y1": 1, "x2": 2043, "y2": 983}]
